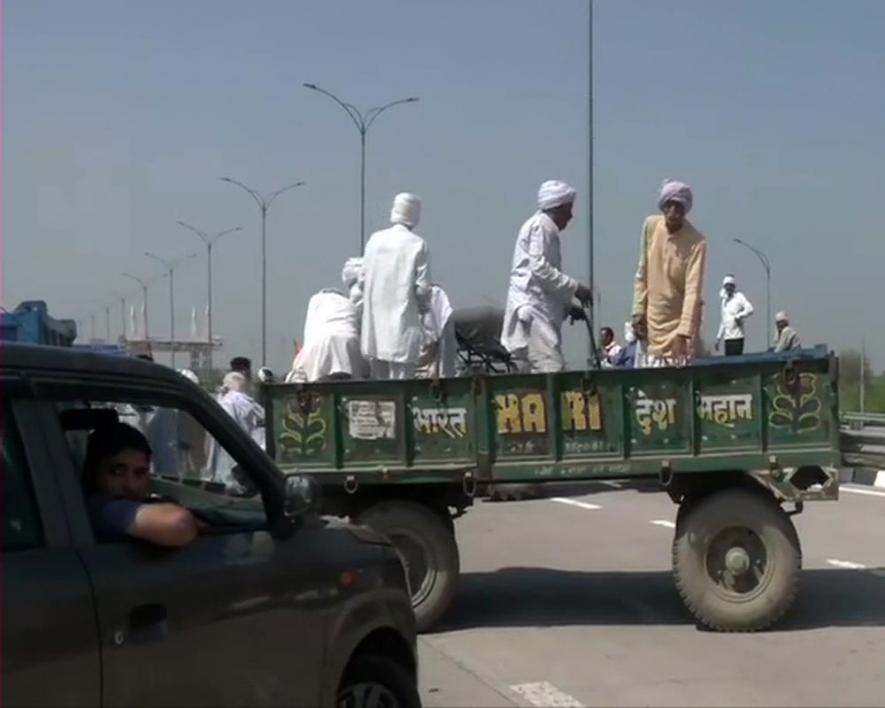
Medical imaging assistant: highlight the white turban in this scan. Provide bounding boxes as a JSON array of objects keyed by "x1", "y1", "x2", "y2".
[
  {"x1": 222, "y1": 371, "x2": 248, "y2": 393},
  {"x1": 657, "y1": 179, "x2": 693, "y2": 213},
  {"x1": 390, "y1": 193, "x2": 421, "y2": 228},
  {"x1": 537, "y1": 180, "x2": 577, "y2": 211},
  {"x1": 775, "y1": 311, "x2": 789, "y2": 323},
  {"x1": 341, "y1": 257, "x2": 364, "y2": 288},
  {"x1": 722, "y1": 275, "x2": 736, "y2": 286}
]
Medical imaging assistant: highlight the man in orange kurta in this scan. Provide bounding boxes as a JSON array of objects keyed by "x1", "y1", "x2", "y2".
[{"x1": 632, "y1": 180, "x2": 706, "y2": 363}]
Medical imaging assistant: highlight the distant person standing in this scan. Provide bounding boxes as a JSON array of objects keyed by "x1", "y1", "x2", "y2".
[
  {"x1": 361, "y1": 193, "x2": 432, "y2": 380},
  {"x1": 599, "y1": 326, "x2": 622, "y2": 367},
  {"x1": 773, "y1": 311, "x2": 801, "y2": 352},
  {"x1": 229, "y1": 356, "x2": 253, "y2": 382},
  {"x1": 632, "y1": 180, "x2": 707, "y2": 366},
  {"x1": 715, "y1": 275, "x2": 754, "y2": 356}
]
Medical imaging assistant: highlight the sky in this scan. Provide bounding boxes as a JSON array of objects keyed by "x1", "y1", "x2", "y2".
[{"x1": 4, "y1": 0, "x2": 885, "y2": 373}]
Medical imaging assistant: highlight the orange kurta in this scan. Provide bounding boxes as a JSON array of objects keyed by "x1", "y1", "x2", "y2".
[{"x1": 632, "y1": 215, "x2": 706, "y2": 356}]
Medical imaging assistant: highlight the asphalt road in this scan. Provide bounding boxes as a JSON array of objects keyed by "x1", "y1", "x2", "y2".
[{"x1": 418, "y1": 481, "x2": 885, "y2": 707}]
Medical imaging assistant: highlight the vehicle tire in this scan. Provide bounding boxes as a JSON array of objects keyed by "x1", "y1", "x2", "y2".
[
  {"x1": 357, "y1": 501, "x2": 459, "y2": 633},
  {"x1": 337, "y1": 654, "x2": 420, "y2": 708},
  {"x1": 672, "y1": 487, "x2": 801, "y2": 632}
]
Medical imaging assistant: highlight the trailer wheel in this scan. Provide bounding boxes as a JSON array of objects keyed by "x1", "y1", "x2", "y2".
[
  {"x1": 673, "y1": 488, "x2": 801, "y2": 632},
  {"x1": 356, "y1": 501, "x2": 459, "y2": 632}
]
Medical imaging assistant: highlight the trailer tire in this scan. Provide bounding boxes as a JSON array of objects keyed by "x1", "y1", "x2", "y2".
[
  {"x1": 673, "y1": 488, "x2": 801, "y2": 632},
  {"x1": 356, "y1": 501, "x2": 459, "y2": 633}
]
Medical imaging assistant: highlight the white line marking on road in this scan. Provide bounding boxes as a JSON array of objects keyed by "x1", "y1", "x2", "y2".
[
  {"x1": 650, "y1": 519, "x2": 676, "y2": 529},
  {"x1": 551, "y1": 497, "x2": 601, "y2": 510},
  {"x1": 827, "y1": 558, "x2": 867, "y2": 570},
  {"x1": 841, "y1": 485, "x2": 885, "y2": 498},
  {"x1": 510, "y1": 681, "x2": 584, "y2": 707},
  {"x1": 601, "y1": 480, "x2": 623, "y2": 488}
]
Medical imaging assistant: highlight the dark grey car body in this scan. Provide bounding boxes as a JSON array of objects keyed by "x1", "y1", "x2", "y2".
[{"x1": 1, "y1": 343, "x2": 417, "y2": 707}]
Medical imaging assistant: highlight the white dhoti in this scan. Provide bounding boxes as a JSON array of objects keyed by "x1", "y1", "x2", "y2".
[{"x1": 370, "y1": 360, "x2": 416, "y2": 380}]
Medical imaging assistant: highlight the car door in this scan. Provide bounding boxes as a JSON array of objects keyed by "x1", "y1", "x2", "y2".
[
  {"x1": 1, "y1": 394, "x2": 101, "y2": 707},
  {"x1": 39, "y1": 381, "x2": 332, "y2": 707}
]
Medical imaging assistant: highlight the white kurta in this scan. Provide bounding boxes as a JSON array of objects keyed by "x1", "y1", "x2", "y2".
[
  {"x1": 210, "y1": 389, "x2": 265, "y2": 488},
  {"x1": 501, "y1": 211, "x2": 578, "y2": 357},
  {"x1": 289, "y1": 289, "x2": 364, "y2": 382},
  {"x1": 417, "y1": 285, "x2": 457, "y2": 378},
  {"x1": 717, "y1": 290, "x2": 754, "y2": 341},
  {"x1": 361, "y1": 223, "x2": 432, "y2": 364}
]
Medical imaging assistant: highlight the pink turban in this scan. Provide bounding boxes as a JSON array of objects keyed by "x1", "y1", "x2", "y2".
[{"x1": 657, "y1": 180, "x2": 693, "y2": 213}]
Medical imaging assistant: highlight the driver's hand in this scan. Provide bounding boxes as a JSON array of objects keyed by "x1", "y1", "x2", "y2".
[{"x1": 574, "y1": 284, "x2": 593, "y2": 307}]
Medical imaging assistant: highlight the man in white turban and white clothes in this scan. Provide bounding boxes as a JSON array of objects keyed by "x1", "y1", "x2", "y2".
[
  {"x1": 361, "y1": 192, "x2": 432, "y2": 380},
  {"x1": 286, "y1": 257, "x2": 367, "y2": 383},
  {"x1": 632, "y1": 179, "x2": 707, "y2": 366},
  {"x1": 500, "y1": 180, "x2": 593, "y2": 373},
  {"x1": 416, "y1": 284, "x2": 457, "y2": 379}
]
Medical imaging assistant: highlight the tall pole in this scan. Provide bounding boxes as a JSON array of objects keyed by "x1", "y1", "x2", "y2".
[
  {"x1": 177, "y1": 222, "x2": 242, "y2": 372},
  {"x1": 304, "y1": 83, "x2": 419, "y2": 252},
  {"x1": 122, "y1": 272, "x2": 151, "y2": 342},
  {"x1": 587, "y1": 0, "x2": 595, "y2": 355},
  {"x1": 733, "y1": 238, "x2": 771, "y2": 348},
  {"x1": 221, "y1": 177, "x2": 305, "y2": 365},
  {"x1": 119, "y1": 295, "x2": 126, "y2": 340},
  {"x1": 90, "y1": 313, "x2": 96, "y2": 342},
  {"x1": 105, "y1": 305, "x2": 111, "y2": 343},
  {"x1": 860, "y1": 337, "x2": 866, "y2": 414},
  {"x1": 145, "y1": 252, "x2": 197, "y2": 369}
]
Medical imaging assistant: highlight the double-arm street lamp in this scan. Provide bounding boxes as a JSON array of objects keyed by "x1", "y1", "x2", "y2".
[
  {"x1": 144, "y1": 251, "x2": 197, "y2": 368},
  {"x1": 121, "y1": 272, "x2": 150, "y2": 342},
  {"x1": 303, "y1": 83, "x2": 419, "y2": 252},
  {"x1": 177, "y1": 221, "x2": 243, "y2": 370},
  {"x1": 220, "y1": 177, "x2": 305, "y2": 365}
]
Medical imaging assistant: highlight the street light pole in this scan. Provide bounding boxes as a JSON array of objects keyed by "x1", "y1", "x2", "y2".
[
  {"x1": 303, "y1": 83, "x2": 419, "y2": 253},
  {"x1": 104, "y1": 305, "x2": 111, "y2": 343},
  {"x1": 733, "y1": 238, "x2": 772, "y2": 346},
  {"x1": 587, "y1": 0, "x2": 595, "y2": 358},
  {"x1": 122, "y1": 272, "x2": 151, "y2": 342},
  {"x1": 221, "y1": 177, "x2": 305, "y2": 365},
  {"x1": 177, "y1": 221, "x2": 243, "y2": 371},
  {"x1": 119, "y1": 294, "x2": 126, "y2": 340},
  {"x1": 145, "y1": 252, "x2": 197, "y2": 368}
]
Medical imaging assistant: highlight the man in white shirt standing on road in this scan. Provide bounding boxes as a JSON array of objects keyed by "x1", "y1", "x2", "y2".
[{"x1": 715, "y1": 274, "x2": 754, "y2": 356}]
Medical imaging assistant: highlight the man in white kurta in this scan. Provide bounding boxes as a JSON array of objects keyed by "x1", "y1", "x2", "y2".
[
  {"x1": 361, "y1": 193, "x2": 432, "y2": 380},
  {"x1": 500, "y1": 180, "x2": 592, "y2": 373},
  {"x1": 416, "y1": 284, "x2": 457, "y2": 379},
  {"x1": 287, "y1": 259, "x2": 366, "y2": 382},
  {"x1": 715, "y1": 274, "x2": 754, "y2": 356}
]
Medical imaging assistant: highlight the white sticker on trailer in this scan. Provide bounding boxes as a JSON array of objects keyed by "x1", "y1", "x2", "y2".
[{"x1": 348, "y1": 400, "x2": 396, "y2": 440}]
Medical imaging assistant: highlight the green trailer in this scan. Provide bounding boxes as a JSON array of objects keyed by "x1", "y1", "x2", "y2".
[{"x1": 262, "y1": 347, "x2": 841, "y2": 632}]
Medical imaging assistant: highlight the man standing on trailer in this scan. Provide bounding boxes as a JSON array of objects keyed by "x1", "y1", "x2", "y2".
[
  {"x1": 632, "y1": 179, "x2": 707, "y2": 366},
  {"x1": 500, "y1": 180, "x2": 593, "y2": 373},
  {"x1": 715, "y1": 274, "x2": 754, "y2": 355}
]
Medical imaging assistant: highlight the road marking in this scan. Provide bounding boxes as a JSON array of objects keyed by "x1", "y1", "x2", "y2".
[
  {"x1": 827, "y1": 559, "x2": 867, "y2": 570},
  {"x1": 600, "y1": 480, "x2": 623, "y2": 489},
  {"x1": 510, "y1": 681, "x2": 584, "y2": 707},
  {"x1": 551, "y1": 497, "x2": 601, "y2": 510},
  {"x1": 650, "y1": 519, "x2": 676, "y2": 529},
  {"x1": 841, "y1": 485, "x2": 885, "y2": 498}
]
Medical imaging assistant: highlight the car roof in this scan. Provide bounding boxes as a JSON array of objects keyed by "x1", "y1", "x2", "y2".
[{"x1": 1, "y1": 343, "x2": 187, "y2": 386}]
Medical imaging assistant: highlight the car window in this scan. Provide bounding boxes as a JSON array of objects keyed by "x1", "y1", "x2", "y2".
[
  {"x1": 2, "y1": 406, "x2": 44, "y2": 550},
  {"x1": 60, "y1": 399, "x2": 267, "y2": 539}
]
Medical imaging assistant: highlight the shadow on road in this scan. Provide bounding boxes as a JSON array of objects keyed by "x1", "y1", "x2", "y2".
[{"x1": 435, "y1": 567, "x2": 885, "y2": 632}]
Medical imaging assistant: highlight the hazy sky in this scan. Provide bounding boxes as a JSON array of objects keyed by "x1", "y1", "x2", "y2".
[{"x1": 5, "y1": 0, "x2": 885, "y2": 372}]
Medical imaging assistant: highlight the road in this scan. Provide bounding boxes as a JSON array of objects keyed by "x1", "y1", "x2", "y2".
[{"x1": 418, "y1": 481, "x2": 885, "y2": 707}]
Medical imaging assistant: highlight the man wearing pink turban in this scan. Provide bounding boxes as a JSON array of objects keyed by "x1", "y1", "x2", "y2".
[{"x1": 632, "y1": 180, "x2": 707, "y2": 364}]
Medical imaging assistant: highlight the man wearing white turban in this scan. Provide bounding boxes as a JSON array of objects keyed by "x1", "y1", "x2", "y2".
[
  {"x1": 500, "y1": 180, "x2": 592, "y2": 373},
  {"x1": 286, "y1": 257, "x2": 367, "y2": 383},
  {"x1": 632, "y1": 179, "x2": 707, "y2": 365},
  {"x1": 416, "y1": 284, "x2": 457, "y2": 379},
  {"x1": 361, "y1": 192, "x2": 432, "y2": 379}
]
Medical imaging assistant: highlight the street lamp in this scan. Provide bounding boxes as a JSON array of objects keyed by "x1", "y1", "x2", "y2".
[
  {"x1": 121, "y1": 272, "x2": 151, "y2": 342},
  {"x1": 144, "y1": 251, "x2": 197, "y2": 368},
  {"x1": 733, "y1": 238, "x2": 772, "y2": 346},
  {"x1": 587, "y1": 1, "x2": 595, "y2": 351},
  {"x1": 303, "y1": 82, "x2": 419, "y2": 252},
  {"x1": 220, "y1": 177, "x2": 305, "y2": 365},
  {"x1": 177, "y1": 221, "x2": 243, "y2": 371}
]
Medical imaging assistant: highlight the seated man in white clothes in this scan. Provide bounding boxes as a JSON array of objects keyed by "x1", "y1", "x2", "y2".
[{"x1": 287, "y1": 258, "x2": 367, "y2": 383}]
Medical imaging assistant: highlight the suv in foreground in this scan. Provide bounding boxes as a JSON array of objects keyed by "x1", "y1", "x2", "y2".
[{"x1": 1, "y1": 344, "x2": 419, "y2": 707}]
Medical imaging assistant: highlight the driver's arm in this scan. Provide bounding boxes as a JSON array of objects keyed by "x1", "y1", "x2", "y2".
[{"x1": 130, "y1": 503, "x2": 199, "y2": 547}]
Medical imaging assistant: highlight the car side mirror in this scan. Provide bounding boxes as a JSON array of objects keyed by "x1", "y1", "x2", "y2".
[{"x1": 283, "y1": 474, "x2": 321, "y2": 518}]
